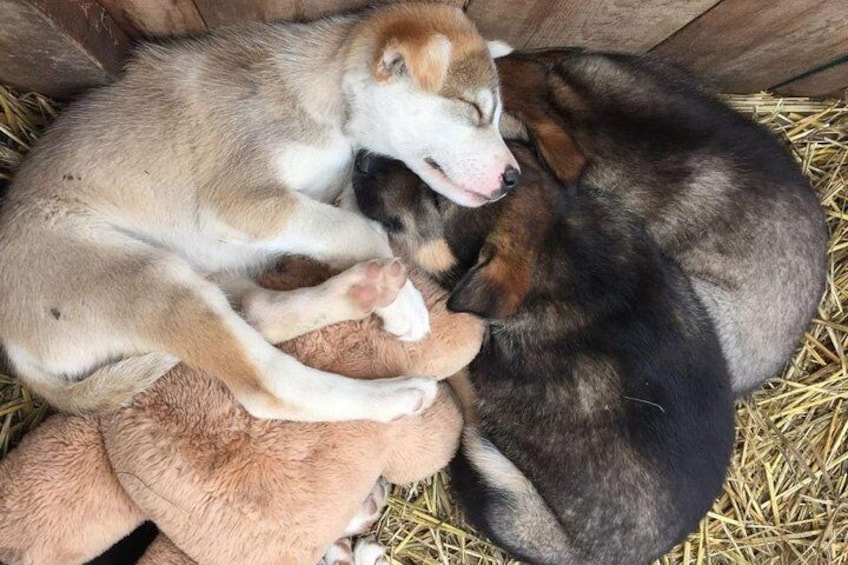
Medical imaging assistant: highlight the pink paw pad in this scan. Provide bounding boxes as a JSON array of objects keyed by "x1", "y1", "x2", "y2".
[{"x1": 345, "y1": 259, "x2": 408, "y2": 313}]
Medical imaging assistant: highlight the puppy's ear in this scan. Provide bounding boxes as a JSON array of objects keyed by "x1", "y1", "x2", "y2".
[
  {"x1": 486, "y1": 39, "x2": 513, "y2": 59},
  {"x1": 499, "y1": 111, "x2": 529, "y2": 141},
  {"x1": 531, "y1": 120, "x2": 587, "y2": 184},
  {"x1": 376, "y1": 34, "x2": 452, "y2": 92},
  {"x1": 448, "y1": 243, "x2": 529, "y2": 320}
]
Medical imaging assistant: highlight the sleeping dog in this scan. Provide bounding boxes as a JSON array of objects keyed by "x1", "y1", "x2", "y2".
[
  {"x1": 353, "y1": 143, "x2": 735, "y2": 565},
  {"x1": 496, "y1": 49, "x2": 828, "y2": 394},
  {"x1": 0, "y1": 3, "x2": 518, "y2": 422}
]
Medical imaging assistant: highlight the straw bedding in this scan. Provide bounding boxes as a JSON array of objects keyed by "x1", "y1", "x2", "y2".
[{"x1": 0, "y1": 85, "x2": 846, "y2": 564}]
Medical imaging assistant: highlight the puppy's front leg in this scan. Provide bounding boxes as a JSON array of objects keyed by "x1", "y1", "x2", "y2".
[
  {"x1": 217, "y1": 258, "x2": 411, "y2": 344},
  {"x1": 259, "y1": 193, "x2": 430, "y2": 342}
]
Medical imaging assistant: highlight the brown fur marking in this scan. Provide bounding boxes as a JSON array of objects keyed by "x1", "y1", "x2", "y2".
[
  {"x1": 496, "y1": 57, "x2": 587, "y2": 183},
  {"x1": 366, "y1": 3, "x2": 488, "y2": 93},
  {"x1": 413, "y1": 238, "x2": 456, "y2": 273}
]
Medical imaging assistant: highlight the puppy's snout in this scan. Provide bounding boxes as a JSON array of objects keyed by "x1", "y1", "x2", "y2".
[{"x1": 501, "y1": 165, "x2": 521, "y2": 191}]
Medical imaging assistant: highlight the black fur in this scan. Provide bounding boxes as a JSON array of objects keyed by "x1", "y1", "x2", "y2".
[
  {"x1": 498, "y1": 50, "x2": 827, "y2": 395},
  {"x1": 354, "y1": 143, "x2": 735, "y2": 564}
]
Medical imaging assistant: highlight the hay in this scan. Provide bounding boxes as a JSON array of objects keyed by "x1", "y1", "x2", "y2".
[
  {"x1": 0, "y1": 85, "x2": 845, "y2": 564},
  {"x1": 0, "y1": 85, "x2": 56, "y2": 188},
  {"x1": 0, "y1": 86, "x2": 55, "y2": 457}
]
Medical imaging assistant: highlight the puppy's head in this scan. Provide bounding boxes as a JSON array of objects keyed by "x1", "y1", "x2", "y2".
[
  {"x1": 354, "y1": 144, "x2": 557, "y2": 321},
  {"x1": 348, "y1": 3, "x2": 520, "y2": 207}
]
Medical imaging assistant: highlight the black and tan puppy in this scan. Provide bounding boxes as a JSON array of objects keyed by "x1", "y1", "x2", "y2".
[
  {"x1": 353, "y1": 144, "x2": 735, "y2": 565},
  {"x1": 496, "y1": 49, "x2": 828, "y2": 394}
]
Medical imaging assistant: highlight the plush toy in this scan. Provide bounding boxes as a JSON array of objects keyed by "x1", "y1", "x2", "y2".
[{"x1": 0, "y1": 258, "x2": 484, "y2": 565}]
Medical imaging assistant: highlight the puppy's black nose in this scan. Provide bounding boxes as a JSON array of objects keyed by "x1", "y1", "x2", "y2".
[{"x1": 501, "y1": 165, "x2": 521, "y2": 190}]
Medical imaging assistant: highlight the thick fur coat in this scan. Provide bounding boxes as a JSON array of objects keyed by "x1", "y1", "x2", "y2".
[{"x1": 0, "y1": 260, "x2": 484, "y2": 565}]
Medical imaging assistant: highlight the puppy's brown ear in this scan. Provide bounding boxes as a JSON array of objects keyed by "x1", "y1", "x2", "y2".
[
  {"x1": 531, "y1": 120, "x2": 587, "y2": 184},
  {"x1": 448, "y1": 243, "x2": 530, "y2": 320},
  {"x1": 499, "y1": 111, "x2": 529, "y2": 141},
  {"x1": 375, "y1": 33, "x2": 452, "y2": 92}
]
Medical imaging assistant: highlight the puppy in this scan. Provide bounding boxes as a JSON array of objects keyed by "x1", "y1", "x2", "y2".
[
  {"x1": 496, "y1": 49, "x2": 828, "y2": 394},
  {"x1": 0, "y1": 3, "x2": 519, "y2": 421},
  {"x1": 353, "y1": 144, "x2": 735, "y2": 565},
  {"x1": 0, "y1": 258, "x2": 485, "y2": 565}
]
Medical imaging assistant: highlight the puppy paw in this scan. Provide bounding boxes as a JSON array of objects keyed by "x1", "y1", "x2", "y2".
[
  {"x1": 320, "y1": 538, "x2": 354, "y2": 565},
  {"x1": 353, "y1": 538, "x2": 389, "y2": 565},
  {"x1": 375, "y1": 279, "x2": 430, "y2": 342},
  {"x1": 334, "y1": 259, "x2": 408, "y2": 317},
  {"x1": 369, "y1": 375, "x2": 438, "y2": 422},
  {"x1": 344, "y1": 478, "x2": 390, "y2": 536}
]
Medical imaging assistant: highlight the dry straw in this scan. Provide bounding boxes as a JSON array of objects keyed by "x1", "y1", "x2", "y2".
[{"x1": 0, "y1": 86, "x2": 845, "y2": 564}]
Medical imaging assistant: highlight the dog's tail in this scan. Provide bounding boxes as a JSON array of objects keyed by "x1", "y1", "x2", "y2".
[
  {"x1": 24, "y1": 353, "x2": 179, "y2": 414},
  {"x1": 450, "y1": 428, "x2": 583, "y2": 565}
]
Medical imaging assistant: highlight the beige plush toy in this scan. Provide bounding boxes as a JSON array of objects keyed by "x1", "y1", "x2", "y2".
[{"x1": 0, "y1": 258, "x2": 484, "y2": 565}]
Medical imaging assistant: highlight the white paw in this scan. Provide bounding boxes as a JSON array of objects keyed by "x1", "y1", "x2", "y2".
[
  {"x1": 353, "y1": 538, "x2": 389, "y2": 565},
  {"x1": 319, "y1": 538, "x2": 353, "y2": 565},
  {"x1": 374, "y1": 279, "x2": 430, "y2": 342},
  {"x1": 344, "y1": 478, "x2": 390, "y2": 536},
  {"x1": 369, "y1": 375, "x2": 438, "y2": 422},
  {"x1": 328, "y1": 259, "x2": 407, "y2": 320}
]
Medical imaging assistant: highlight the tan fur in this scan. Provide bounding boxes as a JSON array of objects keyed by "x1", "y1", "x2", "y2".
[
  {"x1": 413, "y1": 238, "x2": 457, "y2": 274},
  {"x1": 447, "y1": 369, "x2": 478, "y2": 425},
  {"x1": 137, "y1": 537, "x2": 195, "y2": 565},
  {"x1": 0, "y1": 260, "x2": 484, "y2": 565}
]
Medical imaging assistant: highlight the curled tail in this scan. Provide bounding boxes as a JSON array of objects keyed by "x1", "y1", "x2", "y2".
[
  {"x1": 23, "y1": 353, "x2": 179, "y2": 414},
  {"x1": 451, "y1": 428, "x2": 582, "y2": 565}
]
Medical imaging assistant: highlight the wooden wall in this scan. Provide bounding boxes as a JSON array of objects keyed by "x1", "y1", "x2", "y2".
[{"x1": 1, "y1": 0, "x2": 845, "y2": 99}]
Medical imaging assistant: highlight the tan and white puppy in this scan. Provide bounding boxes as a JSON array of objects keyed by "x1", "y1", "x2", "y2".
[{"x1": 0, "y1": 2, "x2": 517, "y2": 422}]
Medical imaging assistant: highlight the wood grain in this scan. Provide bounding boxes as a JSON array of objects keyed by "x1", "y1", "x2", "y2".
[
  {"x1": 465, "y1": 0, "x2": 718, "y2": 51},
  {"x1": 192, "y1": 0, "x2": 368, "y2": 28},
  {"x1": 193, "y1": 0, "x2": 465, "y2": 28},
  {"x1": 776, "y1": 62, "x2": 848, "y2": 99},
  {"x1": 95, "y1": 0, "x2": 207, "y2": 38},
  {"x1": 0, "y1": 0, "x2": 129, "y2": 98},
  {"x1": 654, "y1": 0, "x2": 848, "y2": 92}
]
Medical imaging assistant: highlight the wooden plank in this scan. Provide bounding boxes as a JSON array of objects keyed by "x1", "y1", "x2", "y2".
[
  {"x1": 465, "y1": 0, "x2": 718, "y2": 52},
  {"x1": 193, "y1": 0, "x2": 369, "y2": 28},
  {"x1": 193, "y1": 0, "x2": 464, "y2": 28},
  {"x1": 95, "y1": 0, "x2": 207, "y2": 38},
  {"x1": 776, "y1": 62, "x2": 848, "y2": 99},
  {"x1": 0, "y1": 0, "x2": 129, "y2": 98},
  {"x1": 654, "y1": 0, "x2": 848, "y2": 93}
]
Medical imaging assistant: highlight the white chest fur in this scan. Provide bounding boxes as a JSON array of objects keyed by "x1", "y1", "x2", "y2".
[{"x1": 273, "y1": 130, "x2": 354, "y2": 202}]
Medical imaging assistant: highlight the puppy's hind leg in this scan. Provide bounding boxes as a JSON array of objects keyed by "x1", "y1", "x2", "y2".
[
  {"x1": 17, "y1": 242, "x2": 435, "y2": 422},
  {"x1": 130, "y1": 255, "x2": 436, "y2": 422},
  {"x1": 24, "y1": 352, "x2": 178, "y2": 414}
]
